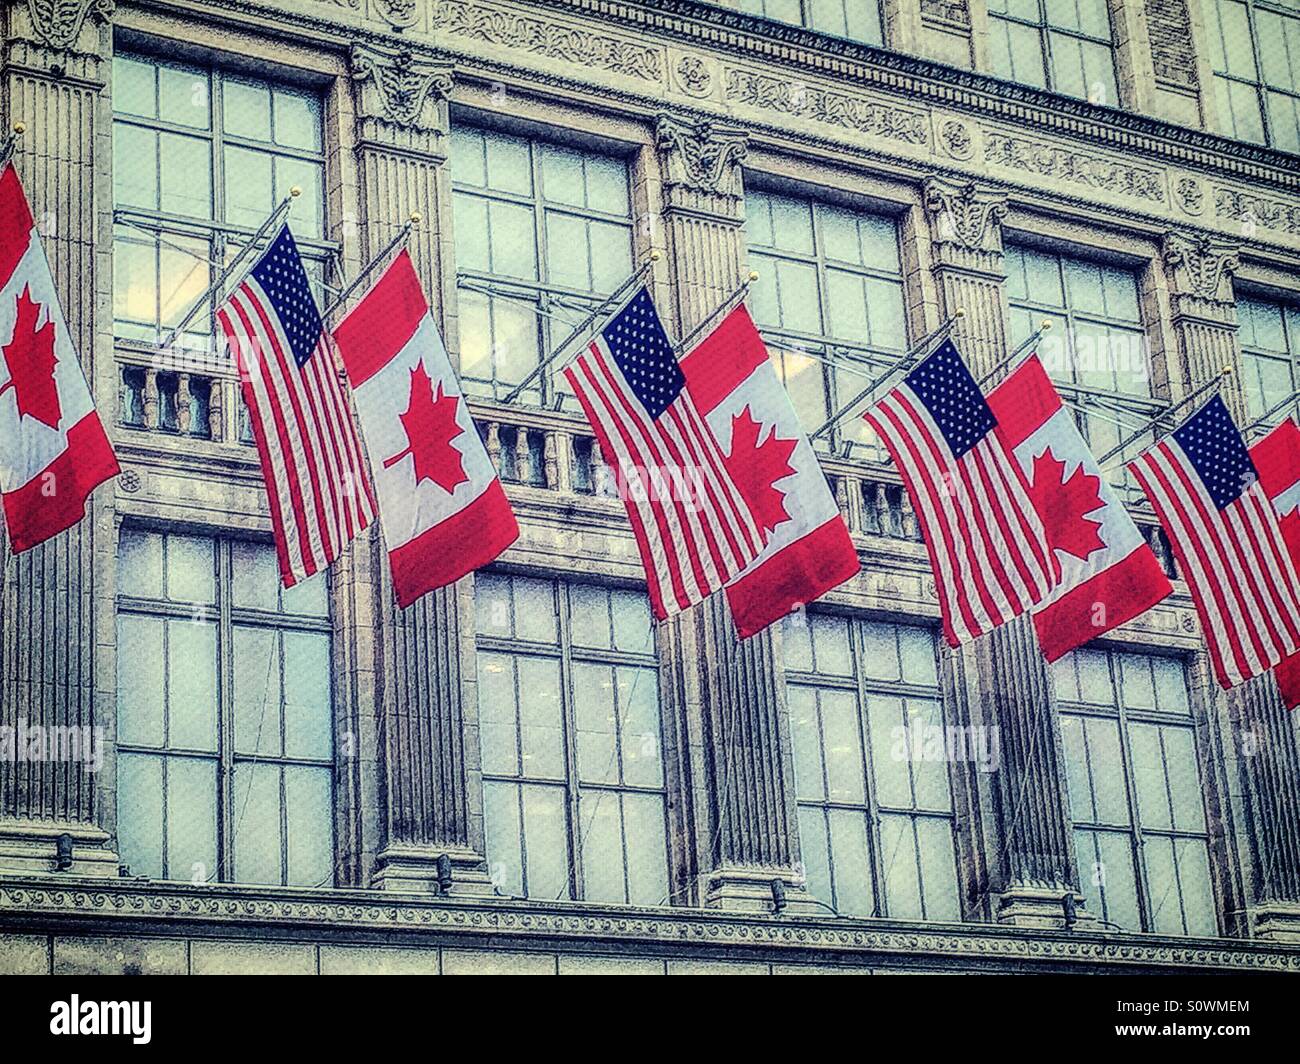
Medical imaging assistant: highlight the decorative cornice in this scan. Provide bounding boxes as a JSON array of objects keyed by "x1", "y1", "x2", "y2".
[
  {"x1": 1163, "y1": 232, "x2": 1240, "y2": 304},
  {"x1": 1215, "y1": 188, "x2": 1300, "y2": 239},
  {"x1": 655, "y1": 114, "x2": 747, "y2": 200},
  {"x1": 923, "y1": 177, "x2": 1008, "y2": 253},
  {"x1": 24, "y1": 0, "x2": 113, "y2": 53},
  {"x1": 2, "y1": 877, "x2": 1297, "y2": 972},
  {"x1": 350, "y1": 43, "x2": 453, "y2": 129}
]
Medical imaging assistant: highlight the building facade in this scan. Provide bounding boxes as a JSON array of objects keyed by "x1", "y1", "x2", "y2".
[{"x1": 1, "y1": 0, "x2": 1300, "y2": 974}]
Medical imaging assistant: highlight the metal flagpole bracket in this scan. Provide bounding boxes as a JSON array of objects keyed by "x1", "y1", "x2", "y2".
[
  {"x1": 673, "y1": 269, "x2": 761, "y2": 357},
  {"x1": 809, "y1": 307, "x2": 965, "y2": 443},
  {"x1": 977, "y1": 319, "x2": 1052, "y2": 388},
  {"x1": 322, "y1": 211, "x2": 420, "y2": 322},
  {"x1": 0, "y1": 122, "x2": 25, "y2": 168},
  {"x1": 499, "y1": 251, "x2": 661, "y2": 406},
  {"x1": 1098, "y1": 364, "x2": 1233, "y2": 470},
  {"x1": 156, "y1": 187, "x2": 300, "y2": 354}
]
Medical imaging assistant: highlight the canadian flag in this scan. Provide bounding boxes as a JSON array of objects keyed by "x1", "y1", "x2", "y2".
[
  {"x1": 987, "y1": 354, "x2": 1172, "y2": 661},
  {"x1": 0, "y1": 162, "x2": 119, "y2": 553},
  {"x1": 680, "y1": 305, "x2": 858, "y2": 638},
  {"x1": 1250, "y1": 419, "x2": 1300, "y2": 711},
  {"x1": 332, "y1": 251, "x2": 518, "y2": 608}
]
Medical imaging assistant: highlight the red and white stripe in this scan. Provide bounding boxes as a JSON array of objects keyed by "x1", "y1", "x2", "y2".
[
  {"x1": 566, "y1": 336, "x2": 764, "y2": 620},
  {"x1": 865, "y1": 384, "x2": 1057, "y2": 647},
  {"x1": 218, "y1": 277, "x2": 375, "y2": 587},
  {"x1": 1131, "y1": 438, "x2": 1300, "y2": 689}
]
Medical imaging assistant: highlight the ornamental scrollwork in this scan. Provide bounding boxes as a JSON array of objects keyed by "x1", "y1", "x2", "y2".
[
  {"x1": 656, "y1": 115, "x2": 748, "y2": 199},
  {"x1": 350, "y1": 44, "x2": 453, "y2": 129},
  {"x1": 26, "y1": 0, "x2": 114, "y2": 52}
]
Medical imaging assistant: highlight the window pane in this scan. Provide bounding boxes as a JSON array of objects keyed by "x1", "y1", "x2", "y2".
[
  {"x1": 868, "y1": 695, "x2": 912, "y2": 807},
  {"x1": 117, "y1": 753, "x2": 164, "y2": 879},
  {"x1": 513, "y1": 577, "x2": 557, "y2": 643},
  {"x1": 117, "y1": 615, "x2": 165, "y2": 748},
  {"x1": 579, "y1": 790, "x2": 626, "y2": 902},
  {"x1": 484, "y1": 781, "x2": 524, "y2": 897},
  {"x1": 618, "y1": 666, "x2": 663, "y2": 788},
  {"x1": 880, "y1": 814, "x2": 923, "y2": 919},
  {"x1": 283, "y1": 632, "x2": 332, "y2": 761},
  {"x1": 478, "y1": 651, "x2": 520, "y2": 776},
  {"x1": 115, "y1": 56, "x2": 157, "y2": 118},
  {"x1": 168, "y1": 619, "x2": 218, "y2": 752},
  {"x1": 1175, "y1": 838, "x2": 1218, "y2": 936},
  {"x1": 159, "y1": 133, "x2": 211, "y2": 217},
  {"x1": 798, "y1": 806, "x2": 834, "y2": 908},
  {"x1": 517, "y1": 655, "x2": 565, "y2": 778},
  {"x1": 622, "y1": 792, "x2": 670, "y2": 905},
  {"x1": 574, "y1": 662, "x2": 618, "y2": 784},
  {"x1": 273, "y1": 89, "x2": 321, "y2": 152},
  {"x1": 916, "y1": 817, "x2": 961, "y2": 921},
  {"x1": 232, "y1": 762, "x2": 282, "y2": 885},
  {"x1": 119, "y1": 529, "x2": 164, "y2": 599},
  {"x1": 521, "y1": 783, "x2": 570, "y2": 899},
  {"x1": 233, "y1": 626, "x2": 282, "y2": 758},
  {"x1": 789, "y1": 686, "x2": 827, "y2": 801},
  {"x1": 224, "y1": 145, "x2": 274, "y2": 229},
  {"x1": 285, "y1": 765, "x2": 334, "y2": 887},
  {"x1": 168, "y1": 756, "x2": 218, "y2": 883},
  {"x1": 231, "y1": 540, "x2": 281, "y2": 611},
  {"x1": 114, "y1": 125, "x2": 157, "y2": 211},
  {"x1": 610, "y1": 589, "x2": 653, "y2": 652},
  {"x1": 828, "y1": 808, "x2": 875, "y2": 917},
  {"x1": 484, "y1": 131, "x2": 533, "y2": 196},
  {"x1": 822, "y1": 689, "x2": 867, "y2": 805}
]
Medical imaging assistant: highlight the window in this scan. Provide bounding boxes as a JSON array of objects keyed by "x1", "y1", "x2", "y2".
[
  {"x1": 115, "y1": 530, "x2": 334, "y2": 887},
  {"x1": 1205, "y1": 0, "x2": 1300, "y2": 150},
  {"x1": 745, "y1": 189, "x2": 908, "y2": 458},
  {"x1": 1005, "y1": 245, "x2": 1155, "y2": 488},
  {"x1": 784, "y1": 614, "x2": 961, "y2": 920},
  {"x1": 1054, "y1": 649, "x2": 1217, "y2": 936},
  {"x1": 475, "y1": 573, "x2": 670, "y2": 904},
  {"x1": 452, "y1": 127, "x2": 635, "y2": 407},
  {"x1": 738, "y1": 0, "x2": 884, "y2": 45},
  {"x1": 1238, "y1": 295, "x2": 1300, "y2": 423},
  {"x1": 987, "y1": 0, "x2": 1120, "y2": 105},
  {"x1": 112, "y1": 53, "x2": 329, "y2": 421}
]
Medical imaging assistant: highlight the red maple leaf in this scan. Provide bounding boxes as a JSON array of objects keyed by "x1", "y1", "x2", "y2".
[
  {"x1": 0, "y1": 285, "x2": 62, "y2": 429},
  {"x1": 726, "y1": 406, "x2": 797, "y2": 538},
  {"x1": 1028, "y1": 449, "x2": 1107, "y2": 561},
  {"x1": 382, "y1": 362, "x2": 469, "y2": 494}
]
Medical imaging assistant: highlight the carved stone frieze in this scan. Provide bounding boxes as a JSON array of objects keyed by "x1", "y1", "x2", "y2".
[
  {"x1": 430, "y1": 0, "x2": 663, "y2": 82},
  {"x1": 984, "y1": 130, "x2": 1166, "y2": 204},
  {"x1": 656, "y1": 114, "x2": 747, "y2": 200},
  {"x1": 1215, "y1": 188, "x2": 1300, "y2": 238},
  {"x1": 724, "y1": 68, "x2": 929, "y2": 147},
  {"x1": 351, "y1": 43, "x2": 453, "y2": 130}
]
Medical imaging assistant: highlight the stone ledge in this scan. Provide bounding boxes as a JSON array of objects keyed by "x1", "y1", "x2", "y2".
[{"x1": 1, "y1": 875, "x2": 1296, "y2": 972}]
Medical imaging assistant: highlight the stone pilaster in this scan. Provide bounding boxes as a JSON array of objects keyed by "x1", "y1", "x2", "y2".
[
  {"x1": 923, "y1": 176, "x2": 1090, "y2": 927},
  {"x1": 346, "y1": 44, "x2": 489, "y2": 895},
  {"x1": 0, "y1": 0, "x2": 119, "y2": 877},
  {"x1": 653, "y1": 114, "x2": 811, "y2": 912},
  {"x1": 1162, "y1": 230, "x2": 1300, "y2": 942}
]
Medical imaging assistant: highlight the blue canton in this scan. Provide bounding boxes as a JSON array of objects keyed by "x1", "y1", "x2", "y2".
[
  {"x1": 1171, "y1": 395, "x2": 1257, "y2": 510},
  {"x1": 249, "y1": 227, "x2": 324, "y2": 368},
  {"x1": 601, "y1": 287, "x2": 683, "y2": 420},
  {"x1": 903, "y1": 339, "x2": 995, "y2": 460}
]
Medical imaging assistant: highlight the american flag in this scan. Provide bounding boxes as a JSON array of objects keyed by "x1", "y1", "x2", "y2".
[
  {"x1": 217, "y1": 227, "x2": 375, "y2": 586},
  {"x1": 1129, "y1": 397, "x2": 1300, "y2": 689},
  {"x1": 864, "y1": 340, "x2": 1058, "y2": 647},
  {"x1": 564, "y1": 288, "x2": 764, "y2": 620}
]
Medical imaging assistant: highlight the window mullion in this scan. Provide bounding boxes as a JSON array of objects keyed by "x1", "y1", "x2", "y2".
[
  {"x1": 556, "y1": 583, "x2": 583, "y2": 901},
  {"x1": 217, "y1": 540, "x2": 235, "y2": 883}
]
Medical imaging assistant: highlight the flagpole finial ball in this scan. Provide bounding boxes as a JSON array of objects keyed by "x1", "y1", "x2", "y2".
[
  {"x1": 954, "y1": 307, "x2": 965, "y2": 319},
  {"x1": 1222, "y1": 365, "x2": 1234, "y2": 376},
  {"x1": 289, "y1": 186, "x2": 302, "y2": 198},
  {"x1": 409, "y1": 211, "x2": 422, "y2": 225},
  {"x1": 748, "y1": 270, "x2": 760, "y2": 283},
  {"x1": 1041, "y1": 319, "x2": 1053, "y2": 331},
  {"x1": 650, "y1": 250, "x2": 661, "y2": 262},
  {"x1": 12, "y1": 122, "x2": 24, "y2": 136}
]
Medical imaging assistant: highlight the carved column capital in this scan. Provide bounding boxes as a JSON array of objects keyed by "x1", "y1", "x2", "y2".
[
  {"x1": 655, "y1": 114, "x2": 748, "y2": 218},
  {"x1": 923, "y1": 177, "x2": 1007, "y2": 253},
  {"x1": 350, "y1": 43, "x2": 453, "y2": 144},
  {"x1": 1162, "y1": 231, "x2": 1239, "y2": 310},
  {"x1": 24, "y1": 0, "x2": 113, "y2": 52}
]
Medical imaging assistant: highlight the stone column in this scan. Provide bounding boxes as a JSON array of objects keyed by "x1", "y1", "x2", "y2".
[
  {"x1": 1162, "y1": 231, "x2": 1300, "y2": 942},
  {"x1": 347, "y1": 44, "x2": 490, "y2": 895},
  {"x1": 654, "y1": 115, "x2": 813, "y2": 912},
  {"x1": 0, "y1": 0, "x2": 119, "y2": 877},
  {"x1": 922, "y1": 177, "x2": 1089, "y2": 927}
]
